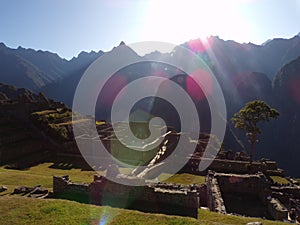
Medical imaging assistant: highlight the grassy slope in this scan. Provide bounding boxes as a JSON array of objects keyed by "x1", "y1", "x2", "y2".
[
  {"x1": 0, "y1": 163, "x2": 288, "y2": 224},
  {"x1": 0, "y1": 163, "x2": 97, "y2": 193},
  {"x1": 0, "y1": 197, "x2": 287, "y2": 225},
  {"x1": 0, "y1": 163, "x2": 205, "y2": 193}
]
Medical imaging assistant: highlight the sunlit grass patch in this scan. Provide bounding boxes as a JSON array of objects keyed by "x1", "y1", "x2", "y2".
[
  {"x1": 0, "y1": 196, "x2": 287, "y2": 225},
  {"x1": 158, "y1": 173, "x2": 205, "y2": 185},
  {"x1": 270, "y1": 176, "x2": 290, "y2": 185}
]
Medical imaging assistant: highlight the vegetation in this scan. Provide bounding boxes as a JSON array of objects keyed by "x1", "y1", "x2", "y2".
[
  {"x1": 0, "y1": 162, "x2": 97, "y2": 192},
  {"x1": 160, "y1": 173, "x2": 206, "y2": 185},
  {"x1": 30, "y1": 108, "x2": 73, "y2": 141},
  {"x1": 0, "y1": 163, "x2": 205, "y2": 193},
  {"x1": 232, "y1": 100, "x2": 279, "y2": 163},
  {"x1": 270, "y1": 176, "x2": 291, "y2": 185},
  {"x1": 0, "y1": 163, "x2": 290, "y2": 225},
  {"x1": 0, "y1": 197, "x2": 287, "y2": 225}
]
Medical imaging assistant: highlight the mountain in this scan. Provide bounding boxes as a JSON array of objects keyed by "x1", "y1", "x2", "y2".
[
  {"x1": 0, "y1": 43, "x2": 51, "y2": 89},
  {"x1": 199, "y1": 35, "x2": 300, "y2": 80},
  {"x1": 1, "y1": 35, "x2": 300, "y2": 175},
  {"x1": 273, "y1": 56, "x2": 300, "y2": 110},
  {"x1": 0, "y1": 42, "x2": 104, "y2": 91},
  {"x1": 42, "y1": 42, "x2": 138, "y2": 107},
  {"x1": 39, "y1": 35, "x2": 300, "y2": 109},
  {"x1": 38, "y1": 37, "x2": 300, "y2": 176},
  {"x1": 0, "y1": 82, "x2": 38, "y2": 100},
  {"x1": 270, "y1": 57, "x2": 300, "y2": 175}
]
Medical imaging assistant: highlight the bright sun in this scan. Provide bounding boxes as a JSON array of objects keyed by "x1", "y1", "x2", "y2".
[{"x1": 141, "y1": 0, "x2": 251, "y2": 45}]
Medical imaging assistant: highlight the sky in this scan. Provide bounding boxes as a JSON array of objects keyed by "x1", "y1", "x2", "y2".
[{"x1": 1, "y1": 0, "x2": 300, "y2": 59}]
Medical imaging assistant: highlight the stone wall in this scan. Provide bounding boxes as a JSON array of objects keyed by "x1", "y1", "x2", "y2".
[
  {"x1": 216, "y1": 172, "x2": 270, "y2": 202},
  {"x1": 53, "y1": 175, "x2": 89, "y2": 203},
  {"x1": 267, "y1": 197, "x2": 288, "y2": 221},
  {"x1": 53, "y1": 175, "x2": 200, "y2": 218},
  {"x1": 53, "y1": 175, "x2": 89, "y2": 195},
  {"x1": 206, "y1": 171, "x2": 226, "y2": 213},
  {"x1": 271, "y1": 186, "x2": 300, "y2": 199},
  {"x1": 206, "y1": 171, "x2": 290, "y2": 221},
  {"x1": 181, "y1": 158, "x2": 284, "y2": 176}
]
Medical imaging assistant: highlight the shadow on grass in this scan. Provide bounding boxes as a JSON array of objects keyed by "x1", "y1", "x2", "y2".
[
  {"x1": 48, "y1": 155, "x2": 98, "y2": 171},
  {"x1": 3, "y1": 151, "x2": 51, "y2": 170},
  {"x1": 2, "y1": 152, "x2": 99, "y2": 171}
]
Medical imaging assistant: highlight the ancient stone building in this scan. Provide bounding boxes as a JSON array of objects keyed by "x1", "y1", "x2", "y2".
[
  {"x1": 53, "y1": 175, "x2": 201, "y2": 218},
  {"x1": 206, "y1": 171, "x2": 288, "y2": 221}
]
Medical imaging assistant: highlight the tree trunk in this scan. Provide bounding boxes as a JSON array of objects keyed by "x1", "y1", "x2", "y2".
[
  {"x1": 249, "y1": 133, "x2": 257, "y2": 165},
  {"x1": 249, "y1": 140, "x2": 254, "y2": 164}
]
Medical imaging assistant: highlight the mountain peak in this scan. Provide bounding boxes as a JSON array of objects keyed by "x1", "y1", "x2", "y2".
[
  {"x1": 119, "y1": 41, "x2": 126, "y2": 46},
  {"x1": 0, "y1": 42, "x2": 6, "y2": 48}
]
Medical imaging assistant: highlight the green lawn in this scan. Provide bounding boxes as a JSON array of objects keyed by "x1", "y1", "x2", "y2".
[
  {"x1": 0, "y1": 162, "x2": 97, "y2": 192},
  {"x1": 0, "y1": 163, "x2": 205, "y2": 194},
  {"x1": 159, "y1": 173, "x2": 206, "y2": 185},
  {"x1": 0, "y1": 196, "x2": 287, "y2": 225},
  {"x1": 0, "y1": 163, "x2": 289, "y2": 224}
]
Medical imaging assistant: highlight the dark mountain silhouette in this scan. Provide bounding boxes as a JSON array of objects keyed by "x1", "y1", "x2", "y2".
[
  {"x1": 13, "y1": 46, "x2": 69, "y2": 80},
  {"x1": 0, "y1": 44, "x2": 51, "y2": 89},
  {"x1": 39, "y1": 35, "x2": 300, "y2": 109},
  {"x1": 0, "y1": 82, "x2": 39, "y2": 100},
  {"x1": 0, "y1": 42, "x2": 104, "y2": 91},
  {"x1": 42, "y1": 43, "x2": 133, "y2": 106},
  {"x1": 271, "y1": 57, "x2": 300, "y2": 175}
]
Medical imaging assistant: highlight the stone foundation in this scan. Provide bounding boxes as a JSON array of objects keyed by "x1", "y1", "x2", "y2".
[
  {"x1": 206, "y1": 171, "x2": 288, "y2": 221},
  {"x1": 53, "y1": 175, "x2": 201, "y2": 218}
]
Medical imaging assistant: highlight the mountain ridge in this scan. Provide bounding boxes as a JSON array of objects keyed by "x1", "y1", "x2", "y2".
[{"x1": 1, "y1": 35, "x2": 300, "y2": 175}]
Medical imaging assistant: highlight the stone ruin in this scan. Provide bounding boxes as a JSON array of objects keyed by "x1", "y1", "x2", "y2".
[
  {"x1": 206, "y1": 171, "x2": 289, "y2": 221},
  {"x1": 74, "y1": 123, "x2": 285, "y2": 178},
  {"x1": 53, "y1": 175, "x2": 203, "y2": 218},
  {"x1": 181, "y1": 155, "x2": 284, "y2": 177},
  {"x1": 12, "y1": 185, "x2": 49, "y2": 198},
  {"x1": 52, "y1": 170, "x2": 300, "y2": 221}
]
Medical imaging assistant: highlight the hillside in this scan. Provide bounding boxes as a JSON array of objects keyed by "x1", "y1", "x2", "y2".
[
  {"x1": 0, "y1": 44, "x2": 51, "y2": 89},
  {"x1": 0, "y1": 197, "x2": 286, "y2": 225},
  {"x1": 1, "y1": 35, "x2": 300, "y2": 176},
  {"x1": 0, "y1": 42, "x2": 103, "y2": 90},
  {"x1": 271, "y1": 57, "x2": 300, "y2": 175},
  {"x1": 0, "y1": 83, "x2": 75, "y2": 169}
]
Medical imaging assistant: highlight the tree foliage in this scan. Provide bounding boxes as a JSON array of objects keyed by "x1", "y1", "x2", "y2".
[{"x1": 232, "y1": 100, "x2": 279, "y2": 163}]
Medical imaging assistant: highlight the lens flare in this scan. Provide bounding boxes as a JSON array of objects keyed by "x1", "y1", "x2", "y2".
[
  {"x1": 99, "y1": 74, "x2": 128, "y2": 107},
  {"x1": 188, "y1": 37, "x2": 214, "y2": 53},
  {"x1": 99, "y1": 214, "x2": 108, "y2": 225},
  {"x1": 186, "y1": 69, "x2": 213, "y2": 101},
  {"x1": 289, "y1": 76, "x2": 300, "y2": 104},
  {"x1": 72, "y1": 41, "x2": 227, "y2": 186}
]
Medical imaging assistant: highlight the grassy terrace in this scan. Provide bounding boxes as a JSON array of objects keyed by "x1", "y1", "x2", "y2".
[
  {"x1": 0, "y1": 162, "x2": 205, "y2": 193},
  {"x1": 270, "y1": 176, "x2": 291, "y2": 185},
  {"x1": 0, "y1": 162, "x2": 97, "y2": 193},
  {"x1": 0, "y1": 196, "x2": 287, "y2": 225},
  {"x1": 0, "y1": 163, "x2": 287, "y2": 224}
]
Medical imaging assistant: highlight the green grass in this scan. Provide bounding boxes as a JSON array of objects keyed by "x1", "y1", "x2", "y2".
[
  {"x1": 0, "y1": 163, "x2": 288, "y2": 224},
  {"x1": 0, "y1": 196, "x2": 287, "y2": 225},
  {"x1": 31, "y1": 110, "x2": 57, "y2": 116},
  {"x1": 0, "y1": 163, "x2": 205, "y2": 193},
  {"x1": 270, "y1": 176, "x2": 290, "y2": 185},
  {"x1": 159, "y1": 173, "x2": 206, "y2": 185},
  {"x1": 0, "y1": 162, "x2": 97, "y2": 192},
  {"x1": 197, "y1": 209, "x2": 286, "y2": 225}
]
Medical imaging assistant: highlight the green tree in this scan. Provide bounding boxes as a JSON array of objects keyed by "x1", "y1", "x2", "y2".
[{"x1": 231, "y1": 100, "x2": 279, "y2": 163}]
